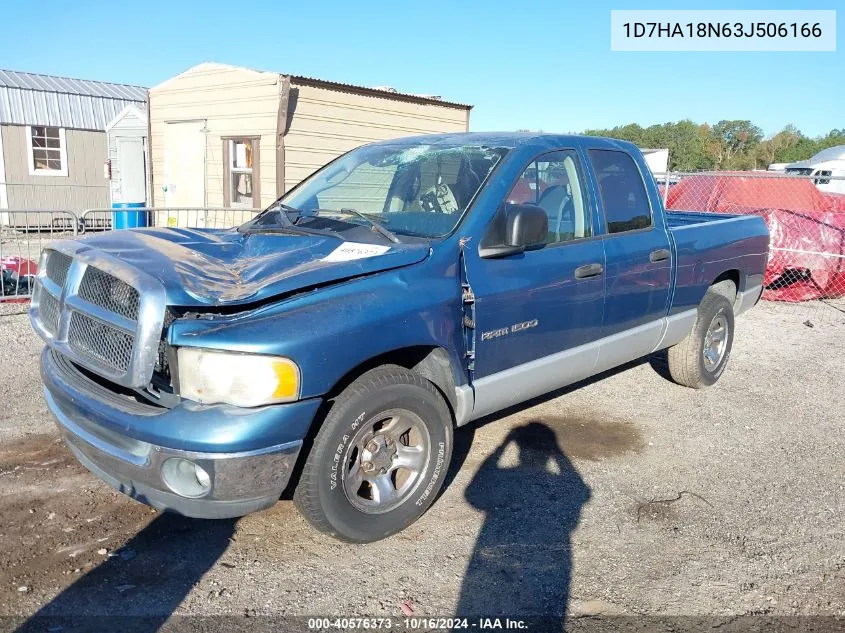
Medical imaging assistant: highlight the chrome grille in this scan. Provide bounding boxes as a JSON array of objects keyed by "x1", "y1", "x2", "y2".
[
  {"x1": 45, "y1": 251, "x2": 72, "y2": 287},
  {"x1": 67, "y1": 312, "x2": 134, "y2": 373},
  {"x1": 79, "y1": 267, "x2": 140, "y2": 320},
  {"x1": 29, "y1": 244, "x2": 167, "y2": 388},
  {"x1": 35, "y1": 285, "x2": 60, "y2": 335}
]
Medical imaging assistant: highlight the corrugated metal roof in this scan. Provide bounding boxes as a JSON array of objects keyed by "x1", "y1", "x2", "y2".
[
  {"x1": 289, "y1": 74, "x2": 472, "y2": 110},
  {"x1": 0, "y1": 69, "x2": 147, "y2": 130}
]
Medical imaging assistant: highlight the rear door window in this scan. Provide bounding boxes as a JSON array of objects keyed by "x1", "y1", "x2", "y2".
[{"x1": 588, "y1": 149, "x2": 652, "y2": 234}]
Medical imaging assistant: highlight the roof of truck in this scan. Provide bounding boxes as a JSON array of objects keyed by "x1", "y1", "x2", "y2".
[{"x1": 371, "y1": 131, "x2": 635, "y2": 151}]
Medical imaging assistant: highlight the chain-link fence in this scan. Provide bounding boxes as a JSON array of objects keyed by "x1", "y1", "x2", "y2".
[{"x1": 655, "y1": 171, "x2": 845, "y2": 324}]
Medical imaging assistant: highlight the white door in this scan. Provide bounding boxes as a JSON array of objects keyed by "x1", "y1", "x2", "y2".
[
  {"x1": 116, "y1": 137, "x2": 147, "y2": 204},
  {"x1": 163, "y1": 121, "x2": 205, "y2": 208}
]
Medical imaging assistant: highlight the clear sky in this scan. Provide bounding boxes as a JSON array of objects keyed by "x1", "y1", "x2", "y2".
[{"x1": 0, "y1": 0, "x2": 840, "y2": 137}]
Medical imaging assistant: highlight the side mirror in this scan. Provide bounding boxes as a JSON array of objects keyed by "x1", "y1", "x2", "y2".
[{"x1": 479, "y1": 203, "x2": 548, "y2": 259}]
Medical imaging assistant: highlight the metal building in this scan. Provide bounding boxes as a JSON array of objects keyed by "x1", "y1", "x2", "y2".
[
  {"x1": 0, "y1": 69, "x2": 147, "y2": 214},
  {"x1": 149, "y1": 63, "x2": 472, "y2": 210}
]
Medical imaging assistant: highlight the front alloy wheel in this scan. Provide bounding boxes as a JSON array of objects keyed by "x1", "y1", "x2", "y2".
[
  {"x1": 342, "y1": 410, "x2": 430, "y2": 514},
  {"x1": 294, "y1": 365, "x2": 453, "y2": 543}
]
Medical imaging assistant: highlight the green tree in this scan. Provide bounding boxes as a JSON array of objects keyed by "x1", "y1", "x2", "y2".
[
  {"x1": 581, "y1": 119, "x2": 841, "y2": 171},
  {"x1": 663, "y1": 120, "x2": 711, "y2": 170},
  {"x1": 708, "y1": 120, "x2": 763, "y2": 169},
  {"x1": 756, "y1": 125, "x2": 801, "y2": 167}
]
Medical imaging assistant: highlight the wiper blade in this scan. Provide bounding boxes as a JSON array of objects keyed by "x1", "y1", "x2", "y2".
[
  {"x1": 238, "y1": 203, "x2": 300, "y2": 233},
  {"x1": 339, "y1": 208, "x2": 401, "y2": 244},
  {"x1": 237, "y1": 226, "x2": 303, "y2": 236},
  {"x1": 242, "y1": 224, "x2": 343, "y2": 240},
  {"x1": 239, "y1": 206, "x2": 344, "y2": 239}
]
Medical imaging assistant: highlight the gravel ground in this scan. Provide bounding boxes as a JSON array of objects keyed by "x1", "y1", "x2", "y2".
[{"x1": 0, "y1": 300, "x2": 842, "y2": 630}]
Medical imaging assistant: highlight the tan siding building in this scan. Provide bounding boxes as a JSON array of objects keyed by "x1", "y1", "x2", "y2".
[
  {"x1": 149, "y1": 63, "x2": 471, "y2": 211},
  {"x1": 1, "y1": 125, "x2": 108, "y2": 211}
]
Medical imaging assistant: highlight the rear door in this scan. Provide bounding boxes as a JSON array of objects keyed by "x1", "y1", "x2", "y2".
[
  {"x1": 466, "y1": 149, "x2": 606, "y2": 417},
  {"x1": 585, "y1": 148, "x2": 672, "y2": 367}
]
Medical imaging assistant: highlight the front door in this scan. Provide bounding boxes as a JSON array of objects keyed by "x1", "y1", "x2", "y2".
[{"x1": 466, "y1": 149, "x2": 606, "y2": 419}]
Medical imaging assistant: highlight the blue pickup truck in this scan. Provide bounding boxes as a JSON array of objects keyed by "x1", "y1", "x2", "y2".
[{"x1": 30, "y1": 133, "x2": 768, "y2": 542}]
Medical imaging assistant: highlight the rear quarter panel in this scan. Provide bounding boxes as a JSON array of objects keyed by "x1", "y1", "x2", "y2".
[{"x1": 668, "y1": 212, "x2": 769, "y2": 314}]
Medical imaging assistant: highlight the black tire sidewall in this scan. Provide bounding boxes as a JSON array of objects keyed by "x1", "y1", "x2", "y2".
[
  {"x1": 312, "y1": 378, "x2": 452, "y2": 542},
  {"x1": 696, "y1": 296, "x2": 735, "y2": 386}
]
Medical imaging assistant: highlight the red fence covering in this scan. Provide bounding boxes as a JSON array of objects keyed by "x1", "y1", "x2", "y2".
[
  {"x1": 666, "y1": 174, "x2": 845, "y2": 302},
  {"x1": 1, "y1": 255, "x2": 38, "y2": 302}
]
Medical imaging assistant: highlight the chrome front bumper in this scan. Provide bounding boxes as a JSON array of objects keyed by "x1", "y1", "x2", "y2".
[{"x1": 42, "y1": 349, "x2": 314, "y2": 519}]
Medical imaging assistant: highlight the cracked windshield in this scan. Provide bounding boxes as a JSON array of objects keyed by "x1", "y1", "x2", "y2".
[{"x1": 277, "y1": 143, "x2": 507, "y2": 238}]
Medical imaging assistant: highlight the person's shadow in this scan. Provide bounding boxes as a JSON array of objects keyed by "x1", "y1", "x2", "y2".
[
  {"x1": 17, "y1": 513, "x2": 237, "y2": 633},
  {"x1": 456, "y1": 421, "x2": 591, "y2": 627}
]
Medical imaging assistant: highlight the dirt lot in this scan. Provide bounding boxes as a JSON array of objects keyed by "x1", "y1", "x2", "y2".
[{"x1": 0, "y1": 300, "x2": 842, "y2": 629}]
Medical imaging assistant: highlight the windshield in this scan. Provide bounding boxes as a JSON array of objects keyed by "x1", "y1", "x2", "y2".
[{"x1": 255, "y1": 142, "x2": 507, "y2": 239}]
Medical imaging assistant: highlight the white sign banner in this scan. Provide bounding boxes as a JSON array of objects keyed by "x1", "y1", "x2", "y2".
[{"x1": 323, "y1": 242, "x2": 391, "y2": 262}]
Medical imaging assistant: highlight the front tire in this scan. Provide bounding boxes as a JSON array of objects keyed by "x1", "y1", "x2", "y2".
[
  {"x1": 666, "y1": 290, "x2": 735, "y2": 388},
  {"x1": 293, "y1": 365, "x2": 453, "y2": 542}
]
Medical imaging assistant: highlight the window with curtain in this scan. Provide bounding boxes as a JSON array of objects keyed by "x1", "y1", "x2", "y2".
[
  {"x1": 230, "y1": 139, "x2": 255, "y2": 207},
  {"x1": 29, "y1": 126, "x2": 66, "y2": 175}
]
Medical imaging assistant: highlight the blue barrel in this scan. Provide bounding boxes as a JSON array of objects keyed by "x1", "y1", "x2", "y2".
[{"x1": 112, "y1": 202, "x2": 148, "y2": 230}]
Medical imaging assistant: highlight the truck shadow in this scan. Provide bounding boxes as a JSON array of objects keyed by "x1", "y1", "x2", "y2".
[
  {"x1": 450, "y1": 358, "x2": 657, "y2": 624},
  {"x1": 18, "y1": 514, "x2": 237, "y2": 632},
  {"x1": 455, "y1": 421, "x2": 590, "y2": 627},
  {"x1": 444, "y1": 357, "x2": 651, "y2": 485}
]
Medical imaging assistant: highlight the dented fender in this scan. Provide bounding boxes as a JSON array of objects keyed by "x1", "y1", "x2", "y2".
[{"x1": 168, "y1": 250, "x2": 468, "y2": 399}]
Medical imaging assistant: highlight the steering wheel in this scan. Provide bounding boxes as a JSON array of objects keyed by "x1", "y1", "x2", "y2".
[{"x1": 419, "y1": 183, "x2": 460, "y2": 214}]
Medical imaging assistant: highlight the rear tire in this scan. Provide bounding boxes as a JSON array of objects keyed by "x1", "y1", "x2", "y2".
[
  {"x1": 293, "y1": 365, "x2": 453, "y2": 543},
  {"x1": 666, "y1": 290, "x2": 735, "y2": 389}
]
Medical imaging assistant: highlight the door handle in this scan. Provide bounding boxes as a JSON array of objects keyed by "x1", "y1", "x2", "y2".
[
  {"x1": 574, "y1": 263, "x2": 604, "y2": 279},
  {"x1": 649, "y1": 248, "x2": 671, "y2": 263}
]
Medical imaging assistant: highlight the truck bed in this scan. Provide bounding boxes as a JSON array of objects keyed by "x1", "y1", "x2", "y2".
[
  {"x1": 666, "y1": 209, "x2": 747, "y2": 228},
  {"x1": 666, "y1": 210, "x2": 769, "y2": 315}
]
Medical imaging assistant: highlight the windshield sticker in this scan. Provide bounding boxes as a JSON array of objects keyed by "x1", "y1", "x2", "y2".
[{"x1": 323, "y1": 243, "x2": 391, "y2": 262}]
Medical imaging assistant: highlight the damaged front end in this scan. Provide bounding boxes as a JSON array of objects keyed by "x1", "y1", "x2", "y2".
[{"x1": 30, "y1": 239, "x2": 327, "y2": 519}]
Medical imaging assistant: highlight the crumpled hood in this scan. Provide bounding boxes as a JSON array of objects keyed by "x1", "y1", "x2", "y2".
[{"x1": 73, "y1": 227, "x2": 430, "y2": 306}]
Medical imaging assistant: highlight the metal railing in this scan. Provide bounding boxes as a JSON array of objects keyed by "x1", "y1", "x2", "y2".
[
  {"x1": 0, "y1": 210, "x2": 79, "y2": 302},
  {"x1": 0, "y1": 207, "x2": 264, "y2": 302},
  {"x1": 78, "y1": 207, "x2": 263, "y2": 233}
]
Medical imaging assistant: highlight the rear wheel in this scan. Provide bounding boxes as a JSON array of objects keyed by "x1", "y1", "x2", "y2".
[
  {"x1": 666, "y1": 290, "x2": 735, "y2": 388},
  {"x1": 293, "y1": 365, "x2": 453, "y2": 542}
]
